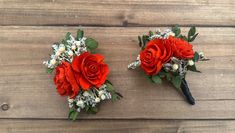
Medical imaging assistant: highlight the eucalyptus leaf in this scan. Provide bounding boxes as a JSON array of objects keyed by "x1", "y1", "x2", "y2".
[
  {"x1": 171, "y1": 76, "x2": 182, "y2": 89},
  {"x1": 138, "y1": 36, "x2": 142, "y2": 47},
  {"x1": 149, "y1": 30, "x2": 154, "y2": 36},
  {"x1": 47, "y1": 68, "x2": 53, "y2": 74},
  {"x1": 193, "y1": 52, "x2": 199, "y2": 62},
  {"x1": 85, "y1": 38, "x2": 98, "y2": 51},
  {"x1": 77, "y1": 29, "x2": 84, "y2": 40},
  {"x1": 151, "y1": 75, "x2": 162, "y2": 84},
  {"x1": 188, "y1": 64, "x2": 201, "y2": 73},
  {"x1": 88, "y1": 107, "x2": 98, "y2": 114},
  {"x1": 65, "y1": 32, "x2": 71, "y2": 40},
  {"x1": 172, "y1": 25, "x2": 181, "y2": 37},
  {"x1": 188, "y1": 26, "x2": 196, "y2": 37},
  {"x1": 189, "y1": 33, "x2": 198, "y2": 42}
]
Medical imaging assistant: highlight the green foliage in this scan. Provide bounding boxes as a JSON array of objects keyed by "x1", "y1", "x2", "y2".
[
  {"x1": 172, "y1": 26, "x2": 198, "y2": 42},
  {"x1": 193, "y1": 52, "x2": 200, "y2": 62},
  {"x1": 187, "y1": 26, "x2": 198, "y2": 42},
  {"x1": 137, "y1": 35, "x2": 150, "y2": 49},
  {"x1": 77, "y1": 29, "x2": 84, "y2": 40},
  {"x1": 171, "y1": 75, "x2": 182, "y2": 89},
  {"x1": 85, "y1": 38, "x2": 98, "y2": 52},
  {"x1": 188, "y1": 64, "x2": 201, "y2": 73},
  {"x1": 172, "y1": 25, "x2": 181, "y2": 37},
  {"x1": 47, "y1": 68, "x2": 54, "y2": 74},
  {"x1": 68, "y1": 108, "x2": 79, "y2": 121},
  {"x1": 151, "y1": 75, "x2": 162, "y2": 84},
  {"x1": 87, "y1": 106, "x2": 98, "y2": 114},
  {"x1": 105, "y1": 81, "x2": 122, "y2": 102}
]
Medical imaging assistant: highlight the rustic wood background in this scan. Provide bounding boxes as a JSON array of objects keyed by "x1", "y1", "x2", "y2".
[{"x1": 0, "y1": 0, "x2": 235, "y2": 132}]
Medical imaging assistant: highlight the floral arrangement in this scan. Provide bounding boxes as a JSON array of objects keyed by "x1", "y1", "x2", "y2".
[
  {"x1": 44, "y1": 30, "x2": 122, "y2": 120},
  {"x1": 128, "y1": 26, "x2": 209, "y2": 105}
]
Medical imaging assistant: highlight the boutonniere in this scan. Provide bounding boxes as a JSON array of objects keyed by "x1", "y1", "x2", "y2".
[
  {"x1": 128, "y1": 26, "x2": 209, "y2": 105},
  {"x1": 44, "y1": 30, "x2": 122, "y2": 120}
]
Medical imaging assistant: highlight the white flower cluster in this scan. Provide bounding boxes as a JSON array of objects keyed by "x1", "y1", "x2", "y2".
[
  {"x1": 163, "y1": 57, "x2": 194, "y2": 76},
  {"x1": 149, "y1": 29, "x2": 175, "y2": 40},
  {"x1": 43, "y1": 34, "x2": 87, "y2": 69},
  {"x1": 68, "y1": 84, "x2": 112, "y2": 112},
  {"x1": 127, "y1": 55, "x2": 141, "y2": 69}
]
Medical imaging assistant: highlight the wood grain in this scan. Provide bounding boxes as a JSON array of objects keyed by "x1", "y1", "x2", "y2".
[
  {"x1": 0, "y1": 26, "x2": 234, "y2": 119},
  {"x1": 1, "y1": 119, "x2": 235, "y2": 133},
  {"x1": 0, "y1": 0, "x2": 234, "y2": 26}
]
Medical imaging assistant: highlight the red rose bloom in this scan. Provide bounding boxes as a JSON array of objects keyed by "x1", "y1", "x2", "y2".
[
  {"x1": 169, "y1": 36, "x2": 194, "y2": 59},
  {"x1": 140, "y1": 38, "x2": 172, "y2": 75},
  {"x1": 72, "y1": 52, "x2": 109, "y2": 90},
  {"x1": 54, "y1": 62, "x2": 79, "y2": 99}
]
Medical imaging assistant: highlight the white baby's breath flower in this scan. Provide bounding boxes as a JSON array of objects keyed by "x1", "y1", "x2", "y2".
[
  {"x1": 95, "y1": 97, "x2": 101, "y2": 103},
  {"x1": 71, "y1": 45, "x2": 76, "y2": 50},
  {"x1": 100, "y1": 94, "x2": 106, "y2": 100},
  {"x1": 172, "y1": 64, "x2": 179, "y2": 70},
  {"x1": 68, "y1": 98, "x2": 74, "y2": 103},
  {"x1": 188, "y1": 60, "x2": 194, "y2": 66},
  {"x1": 98, "y1": 91, "x2": 103, "y2": 97},
  {"x1": 75, "y1": 41, "x2": 81, "y2": 46},
  {"x1": 59, "y1": 44, "x2": 65, "y2": 52},
  {"x1": 76, "y1": 100, "x2": 84, "y2": 108},
  {"x1": 77, "y1": 108, "x2": 81, "y2": 112},
  {"x1": 199, "y1": 52, "x2": 204, "y2": 58},
  {"x1": 55, "y1": 51, "x2": 61, "y2": 56},
  {"x1": 68, "y1": 51, "x2": 73, "y2": 56},
  {"x1": 50, "y1": 59, "x2": 56, "y2": 65},
  {"x1": 83, "y1": 91, "x2": 90, "y2": 97},
  {"x1": 169, "y1": 32, "x2": 175, "y2": 37}
]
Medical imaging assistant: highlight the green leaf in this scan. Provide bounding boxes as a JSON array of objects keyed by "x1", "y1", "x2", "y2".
[
  {"x1": 142, "y1": 35, "x2": 149, "y2": 48},
  {"x1": 68, "y1": 108, "x2": 79, "y2": 121},
  {"x1": 85, "y1": 38, "x2": 98, "y2": 51},
  {"x1": 171, "y1": 76, "x2": 182, "y2": 89},
  {"x1": 172, "y1": 25, "x2": 181, "y2": 37},
  {"x1": 65, "y1": 32, "x2": 71, "y2": 40},
  {"x1": 106, "y1": 82, "x2": 121, "y2": 102},
  {"x1": 88, "y1": 107, "x2": 98, "y2": 114},
  {"x1": 165, "y1": 73, "x2": 172, "y2": 81},
  {"x1": 138, "y1": 36, "x2": 142, "y2": 48},
  {"x1": 149, "y1": 30, "x2": 154, "y2": 36},
  {"x1": 179, "y1": 35, "x2": 188, "y2": 41},
  {"x1": 111, "y1": 93, "x2": 118, "y2": 102},
  {"x1": 105, "y1": 80, "x2": 113, "y2": 85},
  {"x1": 193, "y1": 52, "x2": 200, "y2": 62},
  {"x1": 106, "y1": 82, "x2": 115, "y2": 92},
  {"x1": 188, "y1": 64, "x2": 201, "y2": 73},
  {"x1": 158, "y1": 71, "x2": 165, "y2": 78},
  {"x1": 188, "y1": 26, "x2": 196, "y2": 37},
  {"x1": 188, "y1": 33, "x2": 198, "y2": 42},
  {"x1": 151, "y1": 75, "x2": 162, "y2": 84},
  {"x1": 47, "y1": 68, "x2": 53, "y2": 74},
  {"x1": 77, "y1": 29, "x2": 84, "y2": 40}
]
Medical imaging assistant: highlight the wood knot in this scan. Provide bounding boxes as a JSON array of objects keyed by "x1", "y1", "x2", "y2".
[{"x1": 1, "y1": 103, "x2": 9, "y2": 111}]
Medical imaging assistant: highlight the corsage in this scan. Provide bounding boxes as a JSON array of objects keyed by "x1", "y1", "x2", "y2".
[
  {"x1": 128, "y1": 26, "x2": 209, "y2": 105},
  {"x1": 44, "y1": 29, "x2": 122, "y2": 120}
]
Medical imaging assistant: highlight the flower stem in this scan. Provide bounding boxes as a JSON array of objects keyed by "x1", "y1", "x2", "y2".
[{"x1": 181, "y1": 78, "x2": 195, "y2": 105}]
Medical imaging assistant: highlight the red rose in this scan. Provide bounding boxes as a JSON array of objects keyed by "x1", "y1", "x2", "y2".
[
  {"x1": 72, "y1": 52, "x2": 109, "y2": 90},
  {"x1": 54, "y1": 62, "x2": 80, "y2": 99},
  {"x1": 140, "y1": 38, "x2": 172, "y2": 75},
  {"x1": 169, "y1": 36, "x2": 194, "y2": 59}
]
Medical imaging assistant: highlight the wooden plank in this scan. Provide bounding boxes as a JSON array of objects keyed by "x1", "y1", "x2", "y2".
[
  {"x1": 0, "y1": 0, "x2": 234, "y2": 26},
  {"x1": 1, "y1": 119, "x2": 235, "y2": 133},
  {"x1": 0, "y1": 26, "x2": 235, "y2": 119}
]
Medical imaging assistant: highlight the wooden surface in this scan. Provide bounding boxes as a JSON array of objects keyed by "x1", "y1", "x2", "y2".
[{"x1": 0, "y1": 0, "x2": 235, "y2": 132}]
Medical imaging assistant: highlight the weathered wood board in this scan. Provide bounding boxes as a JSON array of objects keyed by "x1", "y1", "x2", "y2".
[
  {"x1": 0, "y1": 0, "x2": 235, "y2": 132},
  {"x1": 0, "y1": 26, "x2": 234, "y2": 119},
  {"x1": 0, "y1": 0, "x2": 234, "y2": 26}
]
